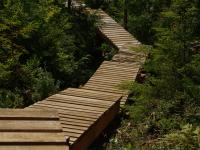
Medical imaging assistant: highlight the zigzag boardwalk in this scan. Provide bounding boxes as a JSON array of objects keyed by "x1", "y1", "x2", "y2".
[{"x1": 0, "y1": 7, "x2": 145, "y2": 150}]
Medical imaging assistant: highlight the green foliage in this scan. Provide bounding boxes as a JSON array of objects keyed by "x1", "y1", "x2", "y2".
[
  {"x1": 105, "y1": 0, "x2": 200, "y2": 149},
  {"x1": 103, "y1": 0, "x2": 171, "y2": 44},
  {"x1": 0, "y1": 0, "x2": 99, "y2": 107},
  {"x1": 152, "y1": 125, "x2": 200, "y2": 149},
  {"x1": 85, "y1": 0, "x2": 104, "y2": 9},
  {"x1": 98, "y1": 43, "x2": 117, "y2": 60},
  {"x1": 101, "y1": 0, "x2": 124, "y2": 23},
  {"x1": 0, "y1": 90, "x2": 23, "y2": 108}
]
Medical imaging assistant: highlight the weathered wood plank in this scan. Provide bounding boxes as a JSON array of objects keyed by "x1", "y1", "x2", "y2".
[
  {"x1": 48, "y1": 94, "x2": 114, "y2": 106},
  {"x1": 0, "y1": 145, "x2": 68, "y2": 150},
  {"x1": 60, "y1": 88, "x2": 122, "y2": 102},
  {"x1": 28, "y1": 104, "x2": 103, "y2": 115},
  {"x1": 0, "y1": 109, "x2": 59, "y2": 120},
  {"x1": 0, "y1": 132, "x2": 66, "y2": 143},
  {"x1": 34, "y1": 101, "x2": 106, "y2": 112},
  {"x1": 0, "y1": 109, "x2": 68, "y2": 150},
  {"x1": 0, "y1": 120, "x2": 62, "y2": 132}
]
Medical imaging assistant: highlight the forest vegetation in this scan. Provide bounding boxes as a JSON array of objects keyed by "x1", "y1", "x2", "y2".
[
  {"x1": 1, "y1": 0, "x2": 200, "y2": 149},
  {"x1": 0, "y1": 0, "x2": 110, "y2": 107},
  {"x1": 86, "y1": 0, "x2": 200, "y2": 149}
]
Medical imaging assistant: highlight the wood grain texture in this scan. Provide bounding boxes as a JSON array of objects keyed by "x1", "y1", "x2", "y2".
[
  {"x1": 28, "y1": 93, "x2": 122, "y2": 146},
  {"x1": 0, "y1": 109, "x2": 68, "y2": 150}
]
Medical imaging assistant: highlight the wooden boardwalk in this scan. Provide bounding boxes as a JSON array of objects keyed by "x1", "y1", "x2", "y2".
[
  {"x1": 83, "y1": 61, "x2": 141, "y2": 105},
  {"x1": 0, "y1": 109, "x2": 69, "y2": 150},
  {"x1": 26, "y1": 89, "x2": 121, "y2": 149},
  {"x1": 0, "y1": 6, "x2": 145, "y2": 150}
]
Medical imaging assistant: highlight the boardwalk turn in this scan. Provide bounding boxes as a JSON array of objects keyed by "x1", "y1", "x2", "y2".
[
  {"x1": 96, "y1": 9, "x2": 145, "y2": 64},
  {"x1": 0, "y1": 4, "x2": 145, "y2": 150},
  {"x1": 26, "y1": 90, "x2": 121, "y2": 149},
  {"x1": 83, "y1": 61, "x2": 140, "y2": 105}
]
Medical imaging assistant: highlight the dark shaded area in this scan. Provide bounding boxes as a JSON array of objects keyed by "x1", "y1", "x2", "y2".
[{"x1": 89, "y1": 113, "x2": 123, "y2": 150}]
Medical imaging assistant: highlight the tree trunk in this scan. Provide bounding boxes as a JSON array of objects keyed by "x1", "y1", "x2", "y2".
[
  {"x1": 68, "y1": 0, "x2": 72, "y2": 10},
  {"x1": 124, "y1": 0, "x2": 128, "y2": 30}
]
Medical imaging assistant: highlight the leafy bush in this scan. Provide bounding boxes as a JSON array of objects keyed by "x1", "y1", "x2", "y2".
[
  {"x1": 151, "y1": 125, "x2": 200, "y2": 150},
  {"x1": 104, "y1": 0, "x2": 200, "y2": 149}
]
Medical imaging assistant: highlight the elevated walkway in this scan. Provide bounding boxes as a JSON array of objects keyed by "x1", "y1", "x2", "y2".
[{"x1": 0, "y1": 4, "x2": 145, "y2": 150}]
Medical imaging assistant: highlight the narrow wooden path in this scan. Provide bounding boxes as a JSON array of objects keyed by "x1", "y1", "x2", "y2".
[
  {"x1": 0, "y1": 5, "x2": 145, "y2": 150},
  {"x1": 26, "y1": 89, "x2": 121, "y2": 149}
]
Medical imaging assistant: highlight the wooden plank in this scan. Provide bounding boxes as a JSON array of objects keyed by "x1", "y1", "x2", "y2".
[
  {"x1": 29, "y1": 103, "x2": 103, "y2": 115},
  {"x1": 86, "y1": 80, "x2": 130, "y2": 86},
  {"x1": 95, "y1": 67, "x2": 139, "y2": 72},
  {"x1": 102, "y1": 32, "x2": 133, "y2": 37},
  {"x1": 46, "y1": 98, "x2": 112, "y2": 109},
  {"x1": 31, "y1": 103, "x2": 101, "y2": 119},
  {"x1": 93, "y1": 69, "x2": 139, "y2": 74},
  {"x1": 0, "y1": 109, "x2": 59, "y2": 120},
  {"x1": 100, "y1": 29, "x2": 132, "y2": 34},
  {"x1": 95, "y1": 68, "x2": 139, "y2": 73},
  {"x1": 87, "y1": 76, "x2": 135, "y2": 82},
  {"x1": 60, "y1": 119, "x2": 91, "y2": 128},
  {"x1": 90, "y1": 73, "x2": 136, "y2": 79},
  {"x1": 0, "y1": 132, "x2": 66, "y2": 143},
  {"x1": 110, "y1": 40, "x2": 139, "y2": 45},
  {"x1": 60, "y1": 88, "x2": 122, "y2": 102},
  {"x1": 59, "y1": 114, "x2": 97, "y2": 122},
  {"x1": 114, "y1": 43, "x2": 137, "y2": 46},
  {"x1": 43, "y1": 97, "x2": 111, "y2": 109},
  {"x1": 99, "y1": 25, "x2": 124, "y2": 29},
  {"x1": 60, "y1": 117, "x2": 93, "y2": 125},
  {"x1": 89, "y1": 73, "x2": 137, "y2": 78},
  {"x1": 89, "y1": 74, "x2": 137, "y2": 80},
  {"x1": 100, "y1": 25, "x2": 123, "y2": 29},
  {"x1": 48, "y1": 94, "x2": 114, "y2": 106},
  {"x1": 93, "y1": 66, "x2": 138, "y2": 72},
  {"x1": 87, "y1": 77, "x2": 132, "y2": 83},
  {"x1": 101, "y1": 28, "x2": 128, "y2": 33},
  {"x1": 100, "y1": 61, "x2": 139, "y2": 66},
  {"x1": 29, "y1": 104, "x2": 102, "y2": 120},
  {"x1": 0, "y1": 145, "x2": 68, "y2": 150},
  {"x1": 35, "y1": 100, "x2": 106, "y2": 112},
  {"x1": 96, "y1": 64, "x2": 139, "y2": 69},
  {"x1": 88, "y1": 78, "x2": 128, "y2": 84},
  {"x1": 0, "y1": 120, "x2": 62, "y2": 132},
  {"x1": 61, "y1": 124, "x2": 88, "y2": 131},
  {"x1": 104, "y1": 39, "x2": 137, "y2": 44},
  {"x1": 63, "y1": 131, "x2": 81, "y2": 138},
  {"x1": 83, "y1": 84, "x2": 124, "y2": 92},
  {"x1": 101, "y1": 29, "x2": 129, "y2": 33},
  {"x1": 62, "y1": 128, "x2": 84, "y2": 135},
  {"x1": 83, "y1": 86, "x2": 125, "y2": 94},
  {"x1": 82, "y1": 85, "x2": 125, "y2": 93}
]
